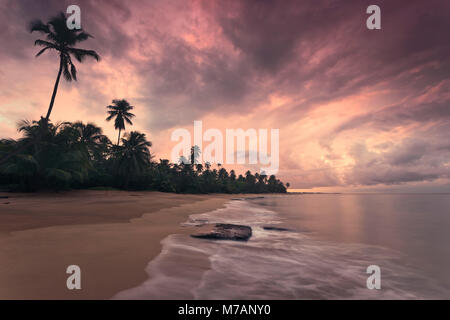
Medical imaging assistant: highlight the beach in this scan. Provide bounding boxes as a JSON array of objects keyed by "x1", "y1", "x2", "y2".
[
  {"x1": 2, "y1": 192, "x2": 450, "y2": 300},
  {"x1": 0, "y1": 190, "x2": 232, "y2": 299},
  {"x1": 114, "y1": 194, "x2": 450, "y2": 299}
]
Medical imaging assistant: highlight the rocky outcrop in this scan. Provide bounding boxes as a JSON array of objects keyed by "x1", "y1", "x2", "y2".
[
  {"x1": 191, "y1": 223, "x2": 252, "y2": 241},
  {"x1": 263, "y1": 226, "x2": 292, "y2": 232}
]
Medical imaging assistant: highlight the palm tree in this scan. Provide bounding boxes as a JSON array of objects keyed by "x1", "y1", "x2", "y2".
[
  {"x1": 30, "y1": 12, "x2": 100, "y2": 121},
  {"x1": 12, "y1": 119, "x2": 92, "y2": 189},
  {"x1": 70, "y1": 122, "x2": 105, "y2": 150},
  {"x1": 190, "y1": 145, "x2": 201, "y2": 165},
  {"x1": 179, "y1": 155, "x2": 189, "y2": 165},
  {"x1": 69, "y1": 122, "x2": 110, "y2": 162},
  {"x1": 0, "y1": 12, "x2": 100, "y2": 166},
  {"x1": 17, "y1": 118, "x2": 65, "y2": 156},
  {"x1": 115, "y1": 131, "x2": 152, "y2": 178},
  {"x1": 195, "y1": 163, "x2": 203, "y2": 174},
  {"x1": 105, "y1": 99, "x2": 135, "y2": 145}
]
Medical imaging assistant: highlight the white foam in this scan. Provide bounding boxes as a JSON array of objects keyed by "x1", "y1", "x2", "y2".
[{"x1": 113, "y1": 200, "x2": 448, "y2": 299}]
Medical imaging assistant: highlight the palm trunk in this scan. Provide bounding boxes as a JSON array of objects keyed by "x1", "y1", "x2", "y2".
[
  {"x1": 45, "y1": 57, "x2": 63, "y2": 121},
  {"x1": 117, "y1": 128, "x2": 121, "y2": 145},
  {"x1": 0, "y1": 58, "x2": 63, "y2": 165}
]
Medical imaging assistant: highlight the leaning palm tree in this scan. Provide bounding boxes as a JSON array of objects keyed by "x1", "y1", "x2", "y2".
[
  {"x1": 30, "y1": 12, "x2": 100, "y2": 121},
  {"x1": 0, "y1": 12, "x2": 100, "y2": 165},
  {"x1": 105, "y1": 99, "x2": 135, "y2": 145}
]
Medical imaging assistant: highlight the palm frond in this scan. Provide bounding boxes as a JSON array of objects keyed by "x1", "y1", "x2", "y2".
[
  {"x1": 70, "y1": 61, "x2": 77, "y2": 81},
  {"x1": 62, "y1": 60, "x2": 73, "y2": 81},
  {"x1": 45, "y1": 30, "x2": 59, "y2": 43},
  {"x1": 29, "y1": 19, "x2": 50, "y2": 33},
  {"x1": 74, "y1": 32, "x2": 92, "y2": 42},
  {"x1": 35, "y1": 46, "x2": 53, "y2": 57},
  {"x1": 67, "y1": 47, "x2": 100, "y2": 62},
  {"x1": 48, "y1": 12, "x2": 68, "y2": 36},
  {"x1": 114, "y1": 117, "x2": 125, "y2": 130},
  {"x1": 34, "y1": 39, "x2": 55, "y2": 47}
]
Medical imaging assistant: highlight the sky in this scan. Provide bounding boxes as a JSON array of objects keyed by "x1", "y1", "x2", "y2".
[{"x1": 0, "y1": 0, "x2": 449, "y2": 192}]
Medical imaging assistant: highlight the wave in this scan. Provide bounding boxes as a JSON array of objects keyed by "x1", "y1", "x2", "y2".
[{"x1": 113, "y1": 200, "x2": 447, "y2": 299}]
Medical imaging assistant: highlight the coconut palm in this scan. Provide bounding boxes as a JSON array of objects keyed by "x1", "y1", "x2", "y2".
[
  {"x1": 70, "y1": 122, "x2": 106, "y2": 150},
  {"x1": 105, "y1": 99, "x2": 135, "y2": 145},
  {"x1": 30, "y1": 12, "x2": 100, "y2": 121},
  {"x1": 195, "y1": 163, "x2": 203, "y2": 173},
  {"x1": 114, "y1": 131, "x2": 152, "y2": 178},
  {"x1": 0, "y1": 12, "x2": 100, "y2": 166},
  {"x1": 11, "y1": 120, "x2": 91, "y2": 189},
  {"x1": 66, "y1": 122, "x2": 111, "y2": 163},
  {"x1": 17, "y1": 118, "x2": 65, "y2": 157},
  {"x1": 190, "y1": 145, "x2": 201, "y2": 165}
]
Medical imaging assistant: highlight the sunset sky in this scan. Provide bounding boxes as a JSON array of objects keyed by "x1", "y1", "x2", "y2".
[{"x1": 1, "y1": 0, "x2": 449, "y2": 192}]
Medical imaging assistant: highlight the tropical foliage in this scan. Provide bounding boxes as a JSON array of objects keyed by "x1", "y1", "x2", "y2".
[
  {"x1": 0, "y1": 120, "x2": 287, "y2": 193},
  {"x1": 105, "y1": 99, "x2": 135, "y2": 145},
  {"x1": 0, "y1": 12, "x2": 288, "y2": 194},
  {"x1": 30, "y1": 12, "x2": 100, "y2": 120}
]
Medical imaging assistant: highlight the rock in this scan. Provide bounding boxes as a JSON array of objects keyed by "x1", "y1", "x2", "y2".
[
  {"x1": 0, "y1": 196, "x2": 9, "y2": 199},
  {"x1": 263, "y1": 226, "x2": 292, "y2": 232},
  {"x1": 191, "y1": 223, "x2": 252, "y2": 241}
]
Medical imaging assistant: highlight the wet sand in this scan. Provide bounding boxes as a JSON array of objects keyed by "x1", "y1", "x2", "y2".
[{"x1": 0, "y1": 190, "x2": 232, "y2": 299}]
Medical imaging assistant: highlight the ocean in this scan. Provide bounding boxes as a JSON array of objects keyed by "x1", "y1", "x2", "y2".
[{"x1": 113, "y1": 194, "x2": 450, "y2": 299}]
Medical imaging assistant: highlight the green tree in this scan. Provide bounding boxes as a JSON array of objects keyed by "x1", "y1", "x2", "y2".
[
  {"x1": 106, "y1": 99, "x2": 135, "y2": 145},
  {"x1": 190, "y1": 145, "x2": 201, "y2": 165},
  {"x1": 8, "y1": 120, "x2": 92, "y2": 190},
  {"x1": 30, "y1": 12, "x2": 100, "y2": 121},
  {"x1": 113, "y1": 131, "x2": 152, "y2": 188}
]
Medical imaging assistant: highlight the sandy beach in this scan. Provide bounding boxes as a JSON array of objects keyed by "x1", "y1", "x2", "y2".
[{"x1": 0, "y1": 190, "x2": 232, "y2": 299}]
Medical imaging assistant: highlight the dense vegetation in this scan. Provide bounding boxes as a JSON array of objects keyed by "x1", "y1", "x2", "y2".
[
  {"x1": 0, "y1": 12, "x2": 288, "y2": 194},
  {"x1": 0, "y1": 118, "x2": 287, "y2": 193}
]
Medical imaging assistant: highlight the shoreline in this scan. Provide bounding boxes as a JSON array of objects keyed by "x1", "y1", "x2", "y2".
[
  {"x1": 0, "y1": 190, "x2": 233, "y2": 299},
  {"x1": 113, "y1": 199, "x2": 276, "y2": 299}
]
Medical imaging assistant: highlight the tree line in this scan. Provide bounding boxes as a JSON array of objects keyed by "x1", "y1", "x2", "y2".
[
  {"x1": 0, "y1": 12, "x2": 288, "y2": 194},
  {"x1": 0, "y1": 115, "x2": 288, "y2": 193}
]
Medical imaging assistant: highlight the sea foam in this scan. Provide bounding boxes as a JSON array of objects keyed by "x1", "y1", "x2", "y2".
[{"x1": 113, "y1": 199, "x2": 447, "y2": 299}]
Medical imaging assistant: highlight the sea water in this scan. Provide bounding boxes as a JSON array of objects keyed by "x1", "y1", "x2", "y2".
[{"x1": 114, "y1": 194, "x2": 450, "y2": 299}]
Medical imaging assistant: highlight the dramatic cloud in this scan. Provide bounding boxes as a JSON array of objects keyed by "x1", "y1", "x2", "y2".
[{"x1": 1, "y1": 0, "x2": 449, "y2": 191}]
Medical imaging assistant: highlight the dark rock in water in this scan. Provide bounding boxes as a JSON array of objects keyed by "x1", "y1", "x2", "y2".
[
  {"x1": 191, "y1": 223, "x2": 252, "y2": 241},
  {"x1": 0, "y1": 196, "x2": 9, "y2": 199},
  {"x1": 263, "y1": 226, "x2": 292, "y2": 232}
]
